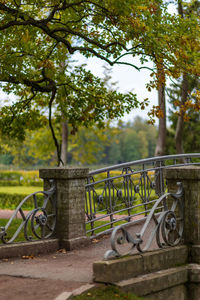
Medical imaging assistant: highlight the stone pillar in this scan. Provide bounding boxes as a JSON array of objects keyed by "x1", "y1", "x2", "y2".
[
  {"x1": 39, "y1": 168, "x2": 89, "y2": 250},
  {"x1": 165, "y1": 166, "x2": 200, "y2": 263}
]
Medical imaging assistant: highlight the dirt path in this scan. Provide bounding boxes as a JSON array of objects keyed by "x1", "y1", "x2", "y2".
[{"x1": 0, "y1": 210, "x2": 152, "y2": 300}]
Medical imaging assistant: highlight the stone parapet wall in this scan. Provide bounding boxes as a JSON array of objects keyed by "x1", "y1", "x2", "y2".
[
  {"x1": 93, "y1": 245, "x2": 188, "y2": 283},
  {"x1": 93, "y1": 247, "x2": 200, "y2": 300}
]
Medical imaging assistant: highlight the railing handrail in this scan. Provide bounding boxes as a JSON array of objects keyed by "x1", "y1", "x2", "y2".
[{"x1": 88, "y1": 153, "x2": 200, "y2": 176}]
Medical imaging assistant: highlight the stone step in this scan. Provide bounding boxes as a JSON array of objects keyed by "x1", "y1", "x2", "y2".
[{"x1": 115, "y1": 266, "x2": 188, "y2": 297}]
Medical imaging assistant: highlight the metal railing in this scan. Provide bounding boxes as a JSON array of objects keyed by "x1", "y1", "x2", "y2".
[
  {"x1": 0, "y1": 180, "x2": 56, "y2": 244},
  {"x1": 85, "y1": 154, "x2": 200, "y2": 239},
  {"x1": 104, "y1": 182, "x2": 183, "y2": 258}
]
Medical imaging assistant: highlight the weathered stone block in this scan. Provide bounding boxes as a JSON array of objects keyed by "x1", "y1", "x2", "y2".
[
  {"x1": 0, "y1": 239, "x2": 59, "y2": 259},
  {"x1": 40, "y1": 167, "x2": 89, "y2": 250},
  {"x1": 165, "y1": 166, "x2": 200, "y2": 245},
  {"x1": 93, "y1": 254, "x2": 144, "y2": 283},
  {"x1": 165, "y1": 166, "x2": 200, "y2": 180},
  {"x1": 142, "y1": 246, "x2": 188, "y2": 274},
  {"x1": 60, "y1": 236, "x2": 90, "y2": 250},
  {"x1": 40, "y1": 168, "x2": 89, "y2": 179},
  {"x1": 116, "y1": 266, "x2": 188, "y2": 296},
  {"x1": 144, "y1": 284, "x2": 187, "y2": 300},
  {"x1": 93, "y1": 246, "x2": 188, "y2": 283},
  {"x1": 188, "y1": 264, "x2": 200, "y2": 282}
]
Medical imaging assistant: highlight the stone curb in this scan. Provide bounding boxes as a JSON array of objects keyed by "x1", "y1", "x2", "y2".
[
  {"x1": 54, "y1": 292, "x2": 73, "y2": 300},
  {"x1": 54, "y1": 284, "x2": 96, "y2": 300},
  {"x1": 0, "y1": 239, "x2": 59, "y2": 259}
]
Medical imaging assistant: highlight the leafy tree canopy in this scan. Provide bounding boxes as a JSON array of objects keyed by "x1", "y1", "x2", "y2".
[{"x1": 0, "y1": 0, "x2": 199, "y2": 164}]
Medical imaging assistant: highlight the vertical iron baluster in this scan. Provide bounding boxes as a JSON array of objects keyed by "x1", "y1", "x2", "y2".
[
  {"x1": 130, "y1": 175, "x2": 133, "y2": 210},
  {"x1": 126, "y1": 169, "x2": 131, "y2": 221},
  {"x1": 160, "y1": 160, "x2": 165, "y2": 195},
  {"x1": 142, "y1": 164, "x2": 148, "y2": 216},
  {"x1": 146, "y1": 174, "x2": 150, "y2": 201},
  {"x1": 85, "y1": 185, "x2": 89, "y2": 220},
  {"x1": 123, "y1": 169, "x2": 127, "y2": 207},
  {"x1": 92, "y1": 184, "x2": 96, "y2": 216},
  {"x1": 88, "y1": 177, "x2": 94, "y2": 235},
  {"x1": 112, "y1": 178, "x2": 115, "y2": 219},
  {"x1": 105, "y1": 179, "x2": 108, "y2": 214},
  {"x1": 159, "y1": 161, "x2": 163, "y2": 195},
  {"x1": 33, "y1": 194, "x2": 38, "y2": 209},
  {"x1": 143, "y1": 165, "x2": 147, "y2": 203},
  {"x1": 187, "y1": 157, "x2": 191, "y2": 163},
  {"x1": 107, "y1": 171, "x2": 114, "y2": 228}
]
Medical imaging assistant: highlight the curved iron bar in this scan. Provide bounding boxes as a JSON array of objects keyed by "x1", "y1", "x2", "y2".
[
  {"x1": 104, "y1": 182, "x2": 184, "y2": 259},
  {"x1": 88, "y1": 153, "x2": 200, "y2": 176},
  {"x1": 0, "y1": 180, "x2": 56, "y2": 244}
]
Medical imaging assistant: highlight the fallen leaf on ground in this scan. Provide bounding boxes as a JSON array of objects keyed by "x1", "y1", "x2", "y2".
[
  {"x1": 56, "y1": 249, "x2": 67, "y2": 253},
  {"x1": 92, "y1": 239, "x2": 99, "y2": 243},
  {"x1": 22, "y1": 255, "x2": 35, "y2": 259}
]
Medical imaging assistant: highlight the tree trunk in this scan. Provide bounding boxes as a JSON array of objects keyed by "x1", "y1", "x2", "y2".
[
  {"x1": 60, "y1": 120, "x2": 68, "y2": 166},
  {"x1": 155, "y1": 66, "x2": 166, "y2": 157},
  {"x1": 175, "y1": 1, "x2": 188, "y2": 154},
  {"x1": 175, "y1": 74, "x2": 188, "y2": 154}
]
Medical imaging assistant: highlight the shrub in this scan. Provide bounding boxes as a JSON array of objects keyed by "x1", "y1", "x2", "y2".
[
  {"x1": 0, "y1": 170, "x2": 43, "y2": 187},
  {"x1": 0, "y1": 193, "x2": 43, "y2": 210}
]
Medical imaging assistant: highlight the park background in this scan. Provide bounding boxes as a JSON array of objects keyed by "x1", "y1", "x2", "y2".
[{"x1": 0, "y1": 0, "x2": 199, "y2": 210}]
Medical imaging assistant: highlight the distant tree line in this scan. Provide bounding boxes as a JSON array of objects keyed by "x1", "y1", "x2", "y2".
[{"x1": 0, "y1": 117, "x2": 157, "y2": 168}]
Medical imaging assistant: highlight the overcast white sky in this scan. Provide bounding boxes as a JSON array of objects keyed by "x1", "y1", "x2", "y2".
[{"x1": 82, "y1": 55, "x2": 158, "y2": 123}]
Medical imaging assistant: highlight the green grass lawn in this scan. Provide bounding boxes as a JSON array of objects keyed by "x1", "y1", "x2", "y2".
[
  {"x1": 0, "y1": 218, "x2": 27, "y2": 243},
  {"x1": 73, "y1": 285, "x2": 147, "y2": 300},
  {"x1": 0, "y1": 186, "x2": 42, "y2": 195}
]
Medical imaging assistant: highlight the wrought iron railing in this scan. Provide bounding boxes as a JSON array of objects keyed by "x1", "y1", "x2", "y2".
[
  {"x1": 104, "y1": 182, "x2": 184, "y2": 259},
  {"x1": 0, "y1": 180, "x2": 56, "y2": 244},
  {"x1": 85, "y1": 154, "x2": 200, "y2": 239}
]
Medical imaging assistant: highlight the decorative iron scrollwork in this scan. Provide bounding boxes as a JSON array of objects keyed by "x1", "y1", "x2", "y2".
[
  {"x1": 0, "y1": 180, "x2": 56, "y2": 244},
  {"x1": 104, "y1": 182, "x2": 184, "y2": 259},
  {"x1": 97, "y1": 195, "x2": 104, "y2": 204},
  {"x1": 134, "y1": 185, "x2": 140, "y2": 193},
  {"x1": 117, "y1": 189, "x2": 123, "y2": 198}
]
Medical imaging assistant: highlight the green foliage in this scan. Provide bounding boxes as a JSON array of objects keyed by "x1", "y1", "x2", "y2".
[
  {"x1": 0, "y1": 153, "x2": 13, "y2": 165},
  {"x1": 0, "y1": 0, "x2": 199, "y2": 165},
  {"x1": 0, "y1": 117, "x2": 157, "y2": 168},
  {"x1": 107, "y1": 117, "x2": 157, "y2": 165},
  {"x1": 0, "y1": 171, "x2": 21, "y2": 181},
  {"x1": 0, "y1": 192, "x2": 43, "y2": 210},
  {"x1": 0, "y1": 171, "x2": 42, "y2": 186}
]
